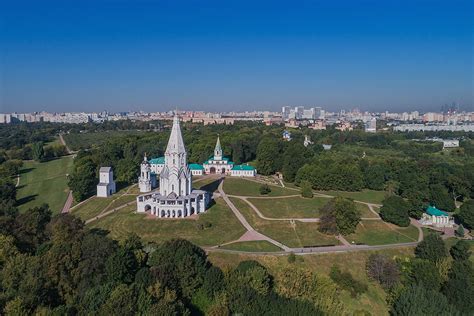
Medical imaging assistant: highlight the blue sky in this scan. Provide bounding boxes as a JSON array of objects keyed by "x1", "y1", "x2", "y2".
[{"x1": 1, "y1": 0, "x2": 472, "y2": 113}]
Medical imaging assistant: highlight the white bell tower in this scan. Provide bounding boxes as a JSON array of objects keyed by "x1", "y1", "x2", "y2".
[{"x1": 139, "y1": 153, "x2": 152, "y2": 193}]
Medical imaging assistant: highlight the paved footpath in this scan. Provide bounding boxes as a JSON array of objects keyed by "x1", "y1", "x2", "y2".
[
  {"x1": 217, "y1": 179, "x2": 291, "y2": 251},
  {"x1": 210, "y1": 177, "x2": 423, "y2": 255},
  {"x1": 61, "y1": 191, "x2": 74, "y2": 213}
]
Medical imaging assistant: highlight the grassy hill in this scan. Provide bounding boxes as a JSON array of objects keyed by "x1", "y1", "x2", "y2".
[{"x1": 17, "y1": 156, "x2": 74, "y2": 213}]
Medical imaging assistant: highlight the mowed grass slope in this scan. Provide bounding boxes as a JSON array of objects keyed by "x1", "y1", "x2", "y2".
[
  {"x1": 223, "y1": 178, "x2": 297, "y2": 197},
  {"x1": 17, "y1": 156, "x2": 74, "y2": 213},
  {"x1": 220, "y1": 241, "x2": 282, "y2": 252},
  {"x1": 89, "y1": 198, "x2": 246, "y2": 246},
  {"x1": 347, "y1": 220, "x2": 419, "y2": 245},
  {"x1": 71, "y1": 186, "x2": 137, "y2": 221},
  {"x1": 230, "y1": 197, "x2": 339, "y2": 247},
  {"x1": 317, "y1": 189, "x2": 386, "y2": 204},
  {"x1": 248, "y1": 196, "x2": 331, "y2": 218}
]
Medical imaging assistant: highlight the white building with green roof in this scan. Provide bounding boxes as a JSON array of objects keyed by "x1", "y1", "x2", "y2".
[
  {"x1": 145, "y1": 135, "x2": 257, "y2": 178},
  {"x1": 420, "y1": 205, "x2": 454, "y2": 228},
  {"x1": 203, "y1": 136, "x2": 234, "y2": 175}
]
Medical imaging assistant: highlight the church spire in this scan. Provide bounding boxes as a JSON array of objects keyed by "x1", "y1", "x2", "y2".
[
  {"x1": 214, "y1": 135, "x2": 222, "y2": 160},
  {"x1": 165, "y1": 115, "x2": 186, "y2": 155}
]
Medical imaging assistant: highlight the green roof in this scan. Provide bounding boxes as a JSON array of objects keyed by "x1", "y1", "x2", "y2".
[
  {"x1": 149, "y1": 157, "x2": 165, "y2": 164},
  {"x1": 426, "y1": 206, "x2": 449, "y2": 217},
  {"x1": 232, "y1": 164, "x2": 256, "y2": 171},
  {"x1": 189, "y1": 163, "x2": 204, "y2": 170}
]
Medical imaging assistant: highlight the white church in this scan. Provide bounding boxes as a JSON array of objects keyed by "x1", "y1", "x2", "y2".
[{"x1": 136, "y1": 116, "x2": 210, "y2": 218}]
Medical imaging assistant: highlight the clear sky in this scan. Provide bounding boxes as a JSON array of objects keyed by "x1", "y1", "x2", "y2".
[{"x1": 1, "y1": 0, "x2": 472, "y2": 113}]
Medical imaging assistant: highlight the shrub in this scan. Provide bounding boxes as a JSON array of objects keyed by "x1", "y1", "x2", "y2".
[
  {"x1": 287, "y1": 253, "x2": 296, "y2": 264},
  {"x1": 300, "y1": 180, "x2": 313, "y2": 198},
  {"x1": 329, "y1": 265, "x2": 367, "y2": 298},
  {"x1": 366, "y1": 253, "x2": 400, "y2": 289},
  {"x1": 259, "y1": 184, "x2": 271, "y2": 195}
]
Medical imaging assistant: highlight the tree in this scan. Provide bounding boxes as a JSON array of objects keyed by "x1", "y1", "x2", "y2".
[
  {"x1": 415, "y1": 234, "x2": 448, "y2": 263},
  {"x1": 408, "y1": 259, "x2": 443, "y2": 290},
  {"x1": 99, "y1": 284, "x2": 136, "y2": 316},
  {"x1": 379, "y1": 196, "x2": 410, "y2": 227},
  {"x1": 364, "y1": 164, "x2": 386, "y2": 190},
  {"x1": 450, "y1": 239, "x2": 471, "y2": 261},
  {"x1": 256, "y1": 138, "x2": 282, "y2": 175},
  {"x1": 366, "y1": 253, "x2": 400, "y2": 289},
  {"x1": 32, "y1": 141, "x2": 45, "y2": 162},
  {"x1": 319, "y1": 197, "x2": 361, "y2": 235},
  {"x1": 259, "y1": 184, "x2": 271, "y2": 195},
  {"x1": 281, "y1": 142, "x2": 312, "y2": 182},
  {"x1": 455, "y1": 225, "x2": 465, "y2": 237},
  {"x1": 429, "y1": 184, "x2": 455, "y2": 212},
  {"x1": 300, "y1": 180, "x2": 313, "y2": 198},
  {"x1": 442, "y1": 260, "x2": 474, "y2": 314},
  {"x1": 68, "y1": 157, "x2": 97, "y2": 201},
  {"x1": 458, "y1": 200, "x2": 474, "y2": 230},
  {"x1": 391, "y1": 285, "x2": 457, "y2": 316},
  {"x1": 0, "y1": 177, "x2": 16, "y2": 204}
]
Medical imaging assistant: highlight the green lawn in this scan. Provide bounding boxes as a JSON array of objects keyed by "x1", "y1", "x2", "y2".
[
  {"x1": 230, "y1": 197, "x2": 339, "y2": 248},
  {"x1": 17, "y1": 156, "x2": 74, "y2": 213},
  {"x1": 317, "y1": 189, "x2": 386, "y2": 204},
  {"x1": 357, "y1": 203, "x2": 379, "y2": 218},
  {"x1": 89, "y1": 198, "x2": 246, "y2": 246},
  {"x1": 347, "y1": 221, "x2": 419, "y2": 245},
  {"x1": 223, "y1": 178, "x2": 297, "y2": 197},
  {"x1": 220, "y1": 241, "x2": 282, "y2": 252},
  {"x1": 248, "y1": 196, "x2": 331, "y2": 218}
]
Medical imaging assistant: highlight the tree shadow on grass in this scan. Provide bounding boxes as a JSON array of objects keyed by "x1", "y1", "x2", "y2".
[
  {"x1": 19, "y1": 167, "x2": 35, "y2": 175},
  {"x1": 198, "y1": 178, "x2": 222, "y2": 193},
  {"x1": 16, "y1": 194, "x2": 38, "y2": 206}
]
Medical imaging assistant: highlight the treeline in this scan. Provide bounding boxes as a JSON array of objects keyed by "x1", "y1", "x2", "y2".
[
  {"x1": 367, "y1": 235, "x2": 474, "y2": 315},
  {"x1": 0, "y1": 205, "x2": 354, "y2": 315}
]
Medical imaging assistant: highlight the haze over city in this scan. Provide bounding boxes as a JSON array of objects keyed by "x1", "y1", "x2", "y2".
[{"x1": 1, "y1": 0, "x2": 473, "y2": 113}]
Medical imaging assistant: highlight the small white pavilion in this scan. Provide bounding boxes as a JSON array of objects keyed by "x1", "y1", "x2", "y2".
[{"x1": 97, "y1": 167, "x2": 116, "y2": 197}]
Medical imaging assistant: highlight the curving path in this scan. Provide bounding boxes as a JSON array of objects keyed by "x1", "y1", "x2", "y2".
[{"x1": 212, "y1": 177, "x2": 423, "y2": 255}]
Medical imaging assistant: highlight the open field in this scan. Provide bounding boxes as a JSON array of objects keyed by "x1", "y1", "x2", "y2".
[
  {"x1": 347, "y1": 220, "x2": 419, "y2": 245},
  {"x1": 88, "y1": 198, "x2": 246, "y2": 246},
  {"x1": 208, "y1": 247, "x2": 415, "y2": 316},
  {"x1": 248, "y1": 196, "x2": 331, "y2": 218},
  {"x1": 317, "y1": 189, "x2": 386, "y2": 204},
  {"x1": 220, "y1": 240, "x2": 282, "y2": 252},
  {"x1": 63, "y1": 130, "x2": 149, "y2": 150},
  {"x1": 230, "y1": 197, "x2": 340, "y2": 247},
  {"x1": 17, "y1": 156, "x2": 74, "y2": 213},
  {"x1": 223, "y1": 177, "x2": 297, "y2": 197}
]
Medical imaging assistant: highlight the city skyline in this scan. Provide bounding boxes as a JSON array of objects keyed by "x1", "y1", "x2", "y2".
[{"x1": 1, "y1": 0, "x2": 473, "y2": 113}]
